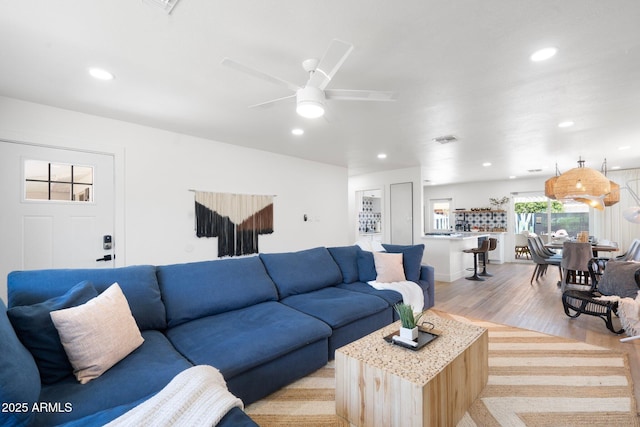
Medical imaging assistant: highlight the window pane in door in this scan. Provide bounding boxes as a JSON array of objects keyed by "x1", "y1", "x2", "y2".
[
  {"x1": 74, "y1": 166, "x2": 93, "y2": 184},
  {"x1": 24, "y1": 160, "x2": 48, "y2": 181},
  {"x1": 50, "y1": 182, "x2": 71, "y2": 201},
  {"x1": 25, "y1": 180, "x2": 49, "y2": 200},
  {"x1": 51, "y1": 164, "x2": 72, "y2": 183}
]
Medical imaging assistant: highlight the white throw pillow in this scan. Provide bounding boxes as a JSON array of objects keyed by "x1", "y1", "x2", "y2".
[
  {"x1": 50, "y1": 283, "x2": 144, "y2": 384},
  {"x1": 373, "y1": 252, "x2": 406, "y2": 283}
]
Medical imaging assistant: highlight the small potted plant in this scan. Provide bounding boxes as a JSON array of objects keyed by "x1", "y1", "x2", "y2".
[{"x1": 394, "y1": 303, "x2": 423, "y2": 341}]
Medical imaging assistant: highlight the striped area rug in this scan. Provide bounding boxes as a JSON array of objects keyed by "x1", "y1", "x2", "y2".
[{"x1": 245, "y1": 315, "x2": 639, "y2": 426}]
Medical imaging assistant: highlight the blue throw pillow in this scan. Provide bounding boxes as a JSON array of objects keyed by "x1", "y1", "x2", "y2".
[
  {"x1": 356, "y1": 246, "x2": 378, "y2": 282},
  {"x1": 328, "y1": 246, "x2": 360, "y2": 283},
  {"x1": 0, "y1": 300, "x2": 41, "y2": 427},
  {"x1": 382, "y1": 244, "x2": 425, "y2": 282},
  {"x1": 8, "y1": 280, "x2": 98, "y2": 384}
]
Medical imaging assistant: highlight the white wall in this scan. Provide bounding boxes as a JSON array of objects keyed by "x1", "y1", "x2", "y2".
[
  {"x1": 0, "y1": 97, "x2": 349, "y2": 293},
  {"x1": 348, "y1": 167, "x2": 423, "y2": 244}
]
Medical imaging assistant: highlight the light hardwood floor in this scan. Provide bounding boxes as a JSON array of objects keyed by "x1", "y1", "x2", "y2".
[{"x1": 431, "y1": 261, "x2": 640, "y2": 408}]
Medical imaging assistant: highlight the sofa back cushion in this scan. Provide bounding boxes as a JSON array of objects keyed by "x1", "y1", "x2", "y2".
[
  {"x1": 0, "y1": 300, "x2": 41, "y2": 427},
  {"x1": 7, "y1": 265, "x2": 166, "y2": 331},
  {"x1": 157, "y1": 256, "x2": 279, "y2": 328},
  {"x1": 260, "y1": 247, "x2": 342, "y2": 298},
  {"x1": 327, "y1": 245, "x2": 360, "y2": 284}
]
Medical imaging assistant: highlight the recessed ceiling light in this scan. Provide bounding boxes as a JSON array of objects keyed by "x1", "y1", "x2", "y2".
[
  {"x1": 482, "y1": 162, "x2": 492, "y2": 167},
  {"x1": 619, "y1": 146, "x2": 631, "y2": 150},
  {"x1": 377, "y1": 153, "x2": 387, "y2": 159},
  {"x1": 509, "y1": 175, "x2": 517, "y2": 179},
  {"x1": 611, "y1": 165, "x2": 621, "y2": 170},
  {"x1": 291, "y1": 128, "x2": 304, "y2": 136},
  {"x1": 88, "y1": 67, "x2": 115, "y2": 81},
  {"x1": 558, "y1": 121, "x2": 574, "y2": 128},
  {"x1": 530, "y1": 47, "x2": 558, "y2": 62}
]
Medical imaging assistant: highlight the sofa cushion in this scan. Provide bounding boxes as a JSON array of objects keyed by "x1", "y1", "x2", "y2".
[
  {"x1": 7, "y1": 280, "x2": 98, "y2": 385},
  {"x1": 260, "y1": 247, "x2": 342, "y2": 298},
  {"x1": 335, "y1": 281, "x2": 403, "y2": 306},
  {"x1": 597, "y1": 261, "x2": 640, "y2": 298},
  {"x1": 382, "y1": 244, "x2": 425, "y2": 282},
  {"x1": 327, "y1": 245, "x2": 360, "y2": 283},
  {"x1": 356, "y1": 246, "x2": 378, "y2": 282},
  {"x1": 35, "y1": 330, "x2": 192, "y2": 427},
  {"x1": 50, "y1": 283, "x2": 144, "y2": 384},
  {"x1": 0, "y1": 300, "x2": 41, "y2": 427},
  {"x1": 157, "y1": 257, "x2": 279, "y2": 328},
  {"x1": 281, "y1": 287, "x2": 389, "y2": 329},
  {"x1": 166, "y1": 301, "x2": 332, "y2": 379},
  {"x1": 8, "y1": 265, "x2": 166, "y2": 330}
]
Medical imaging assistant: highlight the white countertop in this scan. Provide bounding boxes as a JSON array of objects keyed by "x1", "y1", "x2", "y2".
[{"x1": 422, "y1": 233, "x2": 489, "y2": 240}]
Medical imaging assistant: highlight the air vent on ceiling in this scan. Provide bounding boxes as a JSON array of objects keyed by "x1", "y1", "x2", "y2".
[
  {"x1": 527, "y1": 169, "x2": 543, "y2": 173},
  {"x1": 142, "y1": 0, "x2": 181, "y2": 14},
  {"x1": 433, "y1": 135, "x2": 458, "y2": 144}
]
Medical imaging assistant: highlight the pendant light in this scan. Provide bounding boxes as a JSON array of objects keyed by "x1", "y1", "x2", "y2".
[
  {"x1": 553, "y1": 157, "x2": 611, "y2": 204},
  {"x1": 601, "y1": 159, "x2": 620, "y2": 207},
  {"x1": 544, "y1": 164, "x2": 560, "y2": 200}
]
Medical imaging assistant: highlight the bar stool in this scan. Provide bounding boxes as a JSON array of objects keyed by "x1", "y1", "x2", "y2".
[
  {"x1": 479, "y1": 237, "x2": 497, "y2": 277},
  {"x1": 463, "y1": 239, "x2": 491, "y2": 281}
]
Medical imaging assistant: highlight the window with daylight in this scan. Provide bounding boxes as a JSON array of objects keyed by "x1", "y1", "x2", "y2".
[
  {"x1": 24, "y1": 160, "x2": 94, "y2": 202},
  {"x1": 430, "y1": 198, "x2": 452, "y2": 232},
  {"x1": 513, "y1": 192, "x2": 589, "y2": 240}
]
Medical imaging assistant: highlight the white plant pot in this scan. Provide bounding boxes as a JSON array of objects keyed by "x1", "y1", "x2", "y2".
[{"x1": 400, "y1": 326, "x2": 419, "y2": 341}]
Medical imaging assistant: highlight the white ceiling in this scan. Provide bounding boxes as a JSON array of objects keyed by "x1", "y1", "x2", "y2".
[{"x1": 1, "y1": 1, "x2": 639, "y2": 183}]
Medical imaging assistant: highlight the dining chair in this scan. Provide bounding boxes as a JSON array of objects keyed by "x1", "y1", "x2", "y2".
[
  {"x1": 616, "y1": 239, "x2": 640, "y2": 261},
  {"x1": 560, "y1": 242, "x2": 593, "y2": 292},
  {"x1": 535, "y1": 235, "x2": 560, "y2": 258},
  {"x1": 514, "y1": 232, "x2": 530, "y2": 259},
  {"x1": 527, "y1": 237, "x2": 562, "y2": 285}
]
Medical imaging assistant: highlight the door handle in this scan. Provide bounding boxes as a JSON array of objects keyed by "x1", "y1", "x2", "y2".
[{"x1": 96, "y1": 254, "x2": 115, "y2": 262}]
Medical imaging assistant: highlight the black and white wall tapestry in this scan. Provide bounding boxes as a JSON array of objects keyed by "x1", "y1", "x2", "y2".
[{"x1": 194, "y1": 191, "x2": 274, "y2": 257}]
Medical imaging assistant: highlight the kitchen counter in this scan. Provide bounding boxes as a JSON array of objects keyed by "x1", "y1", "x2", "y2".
[{"x1": 422, "y1": 233, "x2": 489, "y2": 282}]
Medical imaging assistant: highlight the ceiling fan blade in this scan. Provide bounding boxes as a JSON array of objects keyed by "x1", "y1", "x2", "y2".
[
  {"x1": 221, "y1": 57, "x2": 301, "y2": 92},
  {"x1": 248, "y1": 94, "x2": 296, "y2": 109},
  {"x1": 308, "y1": 39, "x2": 354, "y2": 90},
  {"x1": 325, "y1": 89, "x2": 397, "y2": 101}
]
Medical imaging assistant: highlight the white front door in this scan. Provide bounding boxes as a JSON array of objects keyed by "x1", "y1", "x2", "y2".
[{"x1": 0, "y1": 141, "x2": 115, "y2": 302}]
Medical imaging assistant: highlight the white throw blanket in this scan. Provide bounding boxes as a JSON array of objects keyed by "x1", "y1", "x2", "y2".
[
  {"x1": 368, "y1": 280, "x2": 424, "y2": 313},
  {"x1": 106, "y1": 365, "x2": 243, "y2": 427},
  {"x1": 596, "y1": 291, "x2": 640, "y2": 337}
]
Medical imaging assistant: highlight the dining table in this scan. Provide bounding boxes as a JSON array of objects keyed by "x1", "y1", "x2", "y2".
[{"x1": 545, "y1": 241, "x2": 619, "y2": 257}]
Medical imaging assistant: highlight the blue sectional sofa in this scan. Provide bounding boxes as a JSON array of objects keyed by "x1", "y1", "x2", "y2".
[{"x1": 1, "y1": 244, "x2": 434, "y2": 426}]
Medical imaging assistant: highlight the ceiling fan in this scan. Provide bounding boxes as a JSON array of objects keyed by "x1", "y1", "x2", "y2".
[{"x1": 221, "y1": 39, "x2": 396, "y2": 119}]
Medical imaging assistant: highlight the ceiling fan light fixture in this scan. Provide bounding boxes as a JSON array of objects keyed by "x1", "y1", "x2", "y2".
[{"x1": 296, "y1": 86, "x2": 325, "y2": 119}]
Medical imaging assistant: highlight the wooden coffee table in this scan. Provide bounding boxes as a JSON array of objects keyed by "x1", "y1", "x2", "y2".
[{"x1": 335, "y1": 313, "x2": 488, "y2": 427}]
